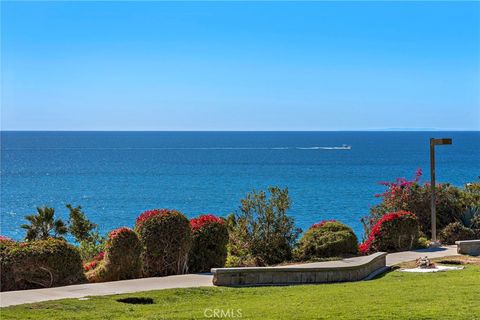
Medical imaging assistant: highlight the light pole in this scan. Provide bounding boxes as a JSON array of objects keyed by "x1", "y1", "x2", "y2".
[{"x1": 430, "y1": 138, "x2": 452, "y2": 245}]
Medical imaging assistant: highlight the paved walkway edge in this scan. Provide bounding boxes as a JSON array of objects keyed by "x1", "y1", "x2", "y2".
[
  {"x1": 0, "y1": 245, "x2": 458, "y2": 307},
  {"x1": 363, "y1": 266, "x2": 391, "y2": 281}
]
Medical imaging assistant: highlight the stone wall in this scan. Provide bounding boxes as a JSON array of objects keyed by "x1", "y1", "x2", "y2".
[
  {"x1": 212, "y1": 252, "x2": 387, "y2": 286},
  {"x1": 456, "y1": 240, "x2": 480, "y2": 256}
]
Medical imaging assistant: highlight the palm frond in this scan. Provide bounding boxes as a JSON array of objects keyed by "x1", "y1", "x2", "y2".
[{"x1": 54, "y1": 219, "x2": 68, "y2": 235}]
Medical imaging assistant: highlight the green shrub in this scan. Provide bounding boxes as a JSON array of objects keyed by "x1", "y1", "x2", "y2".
[
  {"x1": 295, "y1": 221, "x2": 358, "y2": 260},
  {"x1": 225, "y1": 253, "x2": 258, "y2": 268},
  {"x1": 404, "y1": 184, "x2": 468, "y2": 237},
  {"x1": 0, "y1": 238, "x2": 85, "y2": 291},
  {"x1": 439, "y1": 222, "x2": 476, "y2": 245},
  {"x1": 415, "y1": 236, "x2": 430, "y2": 249},
  {"x1": 78, "y1": 231, "x2": 106, "y2": 262},
  {"x1": 189, "y1": 215, "x2": 229, "y2": 273},
  {"x1": 475, "y1": 229, "x2": 480, "y2": 239},
  {"x1": 471, "y1": 212, "x2": 480, "y2": 230},
  {"x1": 227, "y1": 187, "x2": 301, "y2": 266},
  {"x1": 360, "y1": 211, "x2": 420, "y2": 254},
  {"x1": 135, "y1": 209, "x2": 192, "y2": 277},
  {"x1": 87, "y1": 227, "x2": 142, "y2": 282}
]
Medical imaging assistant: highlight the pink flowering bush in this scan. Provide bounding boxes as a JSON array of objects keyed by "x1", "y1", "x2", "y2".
[
  {"x1": 375, "y1": 169, "x2": 423, "y2": 209},
  {"x1": 311, "y1": 220, "x2": 336, "y2": 229},
  {"x1": 83, "y1": 251, "x2": 104, "y2": 272},
  {"x1": 188, "y1": 214, "x2": 228, "y2": 272},
  {"x1": 136, "y1": 209, "x2": 171, "y2": 227},
  {"x1": 86, "y1": 227, "x2": 142, "y2": 282},
  {"x1": 190, "y1": 214, "x2": 224, "y2": 231},
  {"x1": 294, "y1": 220, "x2": 358, "y2": 260},
  {"x1": 0, "y1": 236, "x2": 13, "y2": 243},
  {"x1": 361, "y1": 169, "x2": 470, "y2": 238},
  {"x1": 135, "y1": 209, "x2": 191, "y2": 276},
  {"x1": 359, "y1": 210, "x2": 419, "y2": 254}
]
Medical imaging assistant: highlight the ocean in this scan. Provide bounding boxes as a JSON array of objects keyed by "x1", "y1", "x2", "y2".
[{"x1": 1, "y1": 131, "x2": 479, "y2": 241}]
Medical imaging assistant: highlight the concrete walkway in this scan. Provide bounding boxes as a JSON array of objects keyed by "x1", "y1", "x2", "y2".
[
  {"x1": 0, "y1": 274, "x2": 214, "y2": 308},
  {"x1": 0, "y1": 245, "x2": 458, "y2": 307},
  {"x1": 386, "y1": 245, "x2": 457, "y2": 266}
]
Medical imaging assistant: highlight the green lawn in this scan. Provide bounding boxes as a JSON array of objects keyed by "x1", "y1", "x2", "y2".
[{"x1": 2, "y1": 266, "x2": 480, "y2": 320}]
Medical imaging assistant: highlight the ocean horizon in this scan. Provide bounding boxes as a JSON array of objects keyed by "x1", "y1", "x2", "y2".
[{"x1": 1, "y1": 131, "x2": 479, "y2": 241}]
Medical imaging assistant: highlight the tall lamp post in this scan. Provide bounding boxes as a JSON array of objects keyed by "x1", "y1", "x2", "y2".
[{"x1": 430, "y1": 138, "x2": 452, "y2": 245}]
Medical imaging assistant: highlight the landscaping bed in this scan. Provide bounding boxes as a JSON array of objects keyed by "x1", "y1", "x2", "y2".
[{"x1": 395, "y1": 255, "x2": 480, "y2": 269}]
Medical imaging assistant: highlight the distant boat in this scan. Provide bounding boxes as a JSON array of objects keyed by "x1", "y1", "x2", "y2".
[{"x1": 337, "y1": 144, "x2": 351, "y2": 150}]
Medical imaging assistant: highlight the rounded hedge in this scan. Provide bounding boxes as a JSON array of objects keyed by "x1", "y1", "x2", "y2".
[
  {"x1": 295, "y1": 221, "x2": 358, "y2": 260},
  {"x1": 360, "y1": 210, "x2": 419, "y2": 254},
  {"x1": 439, "y1": 222, "x2": 476, "y2": 245},
  {"x1": 0, "y1": 236, "x2": 13, "y2": 243},
  {"x1": 188, "y1": 214, "x2": 229, "y2": 273},
  {"x1": 0, "y1": 238, "x2": 85, "y2": 292},
  {"x1": 87, "y1": 227, "x2": 142, "y2": 282},
  {"x1": 135, "y1": 209, "x2": 192, "y2": 277}
]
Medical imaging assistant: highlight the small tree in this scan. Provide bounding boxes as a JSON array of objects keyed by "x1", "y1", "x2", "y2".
[
  {"x1": 228, "y1": 187, "x2": 301, "y2": 266},
  {"x1": 66, "y1": 204, "x2": 105, "y2": 261},
  {"x1": 21, "y1": 207, "x2": 68, "y2": 241},
  {"x1": 67, "y1": 204, "x2": 97, "y2": 243}
]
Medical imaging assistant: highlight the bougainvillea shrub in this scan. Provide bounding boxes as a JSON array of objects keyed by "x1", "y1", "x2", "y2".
[
  {"x1": 0, "y1": 239, "x2": 85, "y2": 292},
  {"x1": 0, "y1": 236, "x2": 13, "y2": 243},
  {"x1": 294, "y1": 220, "x2": 358, "y2": 260},
  {"x1": 87, "y1": 227, "x2": 142, "y2": 282},
  {"x1": 359, "y1": 210, "x2": 419, "y2": 254},
  {"x1": 135, "y1": 209, "x2": 191, "y2": 277},
  {"x1": 439, "y1": 222, "x2": 476, "y2": 245},
  {"x1": 188, "y1": 214, "x2": 228, "y2": 273},
  {"x1": 310, "y1": 220, "x2": 336, "y2": 229},
  {"x1": 361, "y1": 169, "x2": 477, "y2": 238},
  {"x1": 83, "y1": 251, "x2": 104, "y2": 272}
]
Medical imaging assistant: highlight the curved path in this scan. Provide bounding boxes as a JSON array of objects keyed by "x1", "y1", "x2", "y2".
[{"x1": 0, "y1": 245, "x2": 458, "y2": 307}]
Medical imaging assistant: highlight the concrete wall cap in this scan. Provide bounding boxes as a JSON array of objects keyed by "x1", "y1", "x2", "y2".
[
  {"x1": 211, "y1": 252, "x2": 387, "y2": 274},
  {"x1": 455, "y1": 239, "x2": 480, "y2": 244}
]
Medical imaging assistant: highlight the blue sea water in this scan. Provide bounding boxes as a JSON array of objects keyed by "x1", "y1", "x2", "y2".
[{"x1": 1, "y1": 131, "x2": 479, "y2": 241}]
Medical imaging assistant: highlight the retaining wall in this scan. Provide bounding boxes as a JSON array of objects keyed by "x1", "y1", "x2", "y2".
[
  {"x1": 212, "y1": 252, "x2": 387, "y2": 286},
  {"x1": 456, "y1": 240, "x2": 480, "y2": 256}
]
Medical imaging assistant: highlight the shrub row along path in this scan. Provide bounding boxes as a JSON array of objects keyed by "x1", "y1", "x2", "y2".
[{"x1": 0, "y1": 245, "x2": 458, "y2": 307}]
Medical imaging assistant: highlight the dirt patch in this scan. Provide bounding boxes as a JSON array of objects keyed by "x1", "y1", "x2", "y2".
[{"x1": 116, "y1": 297, "x2": 154, "y2": 305}]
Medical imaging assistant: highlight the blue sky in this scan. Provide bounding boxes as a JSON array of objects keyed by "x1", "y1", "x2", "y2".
[{"x1": 1, "y1": 1, "x2": 479, "y2": 131}]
